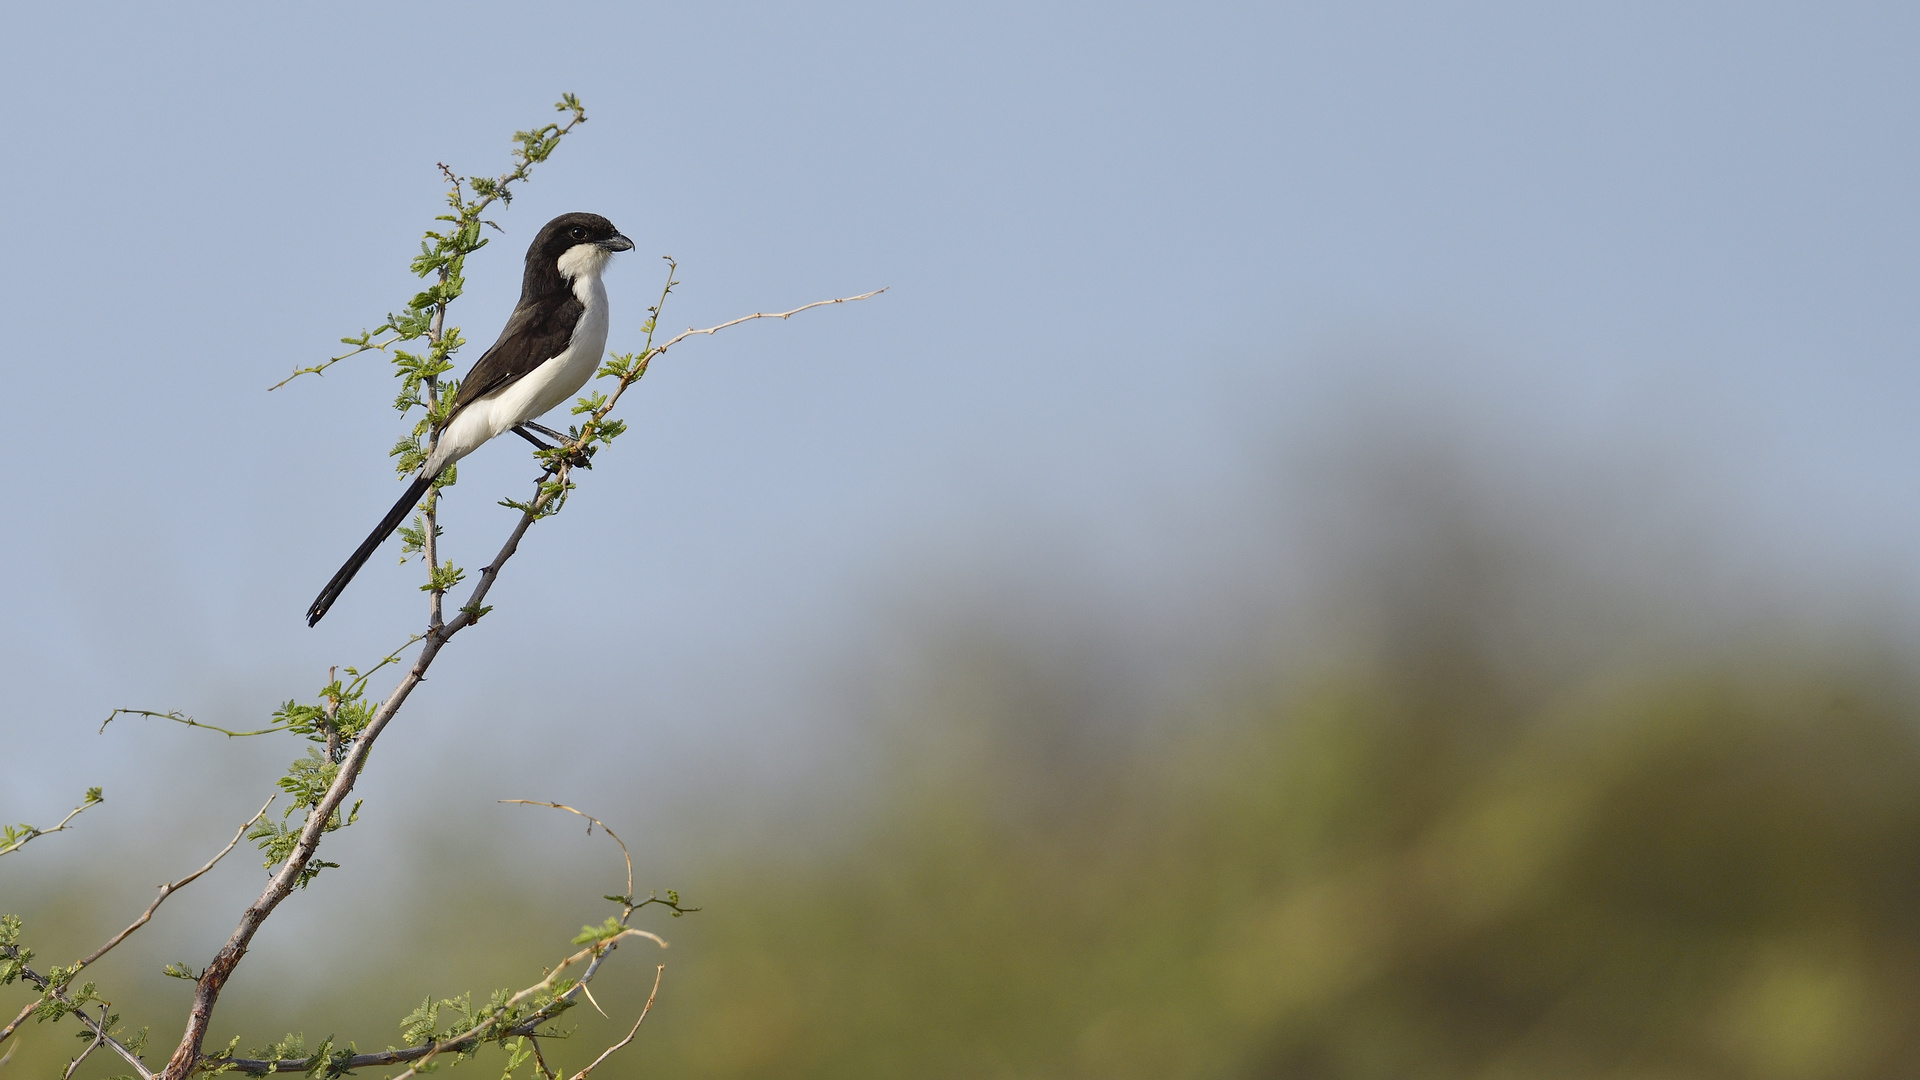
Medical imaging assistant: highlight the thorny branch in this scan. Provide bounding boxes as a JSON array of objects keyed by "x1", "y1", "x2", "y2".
[
  {"x1": 566, "y1": 965, "x2": 664, "y2": 1080},
  {"x1": 61, "y1": 1005, "x2": 107, "y2": 1080},
  {"x1": 15, "y1": 156, "x2": 879, "y2": 1078},
  {"x1": 205, "y1": 930, "x2": 665, "y2": 1077},
  {"x1": 499, "y1": 800, "x2": 633, "y2": 898},
  {"x1": 76, "y1": 798, "x2": 273, "y2": 973},
  {"x1": 100, "y1": 709, "x2": 288, "y2": 739},
  {"x1": 655, "y1": 288, "x2": 889, "y2": 354},
  {"x1": 386, "y1": 930, "x2": 665, "y2": 1080},
  {"x1": 530, "y1": 263, "x2": 885, "y2": 522},
  {"x1": 0, "y1": 798, "x2": 271, "y2": 1072},
  {"x1": 0, "y1": 957, "x2": 153, "y2": 1080},
  {"x1": 74, "y1": 269, "x2": 874, "y2": 1077},
  {"x1": 266, "y1": 98, "x2": 588, "y2": 393}
]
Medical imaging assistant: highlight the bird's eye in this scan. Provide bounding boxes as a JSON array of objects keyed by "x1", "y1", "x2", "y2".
[{"x1": 569, "y1": 227, "x2": 587, "y2": 240}]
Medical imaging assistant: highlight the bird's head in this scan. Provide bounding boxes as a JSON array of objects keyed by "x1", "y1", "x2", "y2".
[{"x1": 531, "y1": 212, "x2": 634, "y2": 282}]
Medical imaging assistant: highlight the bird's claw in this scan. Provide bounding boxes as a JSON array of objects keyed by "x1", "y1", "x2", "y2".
[{"x1": 537, "y1": 445, "x2": 595, "y2": 474}]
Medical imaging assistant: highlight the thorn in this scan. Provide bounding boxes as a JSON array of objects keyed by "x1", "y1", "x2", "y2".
[{"x1": 580, "y1": 981, "x2": 609, "y2": 1019}]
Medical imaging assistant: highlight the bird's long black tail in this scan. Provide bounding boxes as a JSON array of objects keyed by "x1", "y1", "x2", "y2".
[{"x1": 306, "y1": 472, "x2": 438, "y2": 627}]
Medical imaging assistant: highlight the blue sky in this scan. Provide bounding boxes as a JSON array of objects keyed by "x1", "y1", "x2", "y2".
[{"x1": 4, "y1": 1, "x2": 1919, "y2": 858}]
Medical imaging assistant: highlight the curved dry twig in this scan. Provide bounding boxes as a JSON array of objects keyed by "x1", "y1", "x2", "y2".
[
  {"x1": 381, "y1": 928, "x2": 665, "y2": 1080},
  {"x1": 568, "y1": 964, "x2": 664, "y2": 1080},
  {"x1": 499, "y1": 800, "x2": 632, "y2": 898}
]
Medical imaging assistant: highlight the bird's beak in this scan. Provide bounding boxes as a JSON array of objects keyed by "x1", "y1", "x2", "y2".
[{"x1": 599, "y1": 233, "x2": 634, "y2": 252}]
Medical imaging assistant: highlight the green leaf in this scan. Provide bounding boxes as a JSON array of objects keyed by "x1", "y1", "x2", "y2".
[{"x1": 571, "y1": 916, "x2": 626, "y2": 946}]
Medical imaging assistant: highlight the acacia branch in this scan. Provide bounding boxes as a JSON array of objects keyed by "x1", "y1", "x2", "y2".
[
  {"x1": 100, "y1": 709, "x2": 289, "y2": 738},
  {"x1": 0, "y1": 1000, "x2": 33, "y2": 1053},
  {"x1": 655, "y1": 288, "x2": 889, "y2": 354},
  {"x1": 0, "y1": 789, "x2": 103, "y2": 858},
  {"x1": 265, "y1": 336, "x2": 398, "y2": 391},
  {"x1": 0, "y1": 800, "x2": 268, "y2": 1077},
  {"x1": 158, "y1": 195, "x2": 866, "y2": 1080},
  {"x1": 156, "y1": 648, "x2": 456, "y2": 1076},
  {"x1": 268, "y1": 95, "x2": 587, "y2": 392},
  {"x1": 205, "y1": 930, "x2": 664, "y2": 1077},
  {"x1": 62, "y1": 1005, "x2": 107, "y2": 1080},
  {"x1": 528, "y1": 1035, "x2": 559, "y2": 1080},
  {"x1": 159, "y1": 461, "x2": 578, "y2": 1078},
  {"x1": 75, "y1": 798, "x2": 273, "y2": 972},
  {"x1": 598, "y1": 284, "x2": 887, "y2": 431},
  {"x1": 383, "y1": 929, "x2": 664, "y2": 1080},
  {"x1": 0, "y1": 955, "x2": 154, "y2": 1080},
  {"x1": 567, "y1": 965, "x2": 664, "y2": 1080}
]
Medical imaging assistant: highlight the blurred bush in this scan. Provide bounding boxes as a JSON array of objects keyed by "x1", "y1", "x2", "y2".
[
  {"x1": 642, "y1": 639, "x2": 1920, "y2": 1079},
  {"x1": 11, "y1": 460, "x2": 1920, "y2": 1080}
]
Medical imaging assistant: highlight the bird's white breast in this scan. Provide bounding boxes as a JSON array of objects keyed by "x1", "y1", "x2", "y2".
[{"x1": 432, "y1": 245, "x2": 611, "y2": 469}]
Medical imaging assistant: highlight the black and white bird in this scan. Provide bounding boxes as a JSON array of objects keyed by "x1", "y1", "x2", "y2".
[{"x1": 306, "y1": 211, "x2": 633, "y2": 626}]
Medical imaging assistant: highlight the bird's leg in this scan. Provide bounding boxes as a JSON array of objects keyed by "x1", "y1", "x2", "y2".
[
  {"x1": 531, "y1": 421, "x2": 595, "y2": 470},
  {"x1": 511, "y1": 425, "x2": 557, "y2": 451},
  {"x1": 513, "y1": 424, "x2": 594, "y2": 472}
]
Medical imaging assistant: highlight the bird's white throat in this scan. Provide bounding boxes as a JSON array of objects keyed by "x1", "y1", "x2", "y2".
[{"x1": 556, "y1": 242, "x2": 612, "y2": 300}]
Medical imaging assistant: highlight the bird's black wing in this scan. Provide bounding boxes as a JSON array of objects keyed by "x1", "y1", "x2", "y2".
[{"x1": 447, "y1": 294, "x2": 586, "y2": 417}]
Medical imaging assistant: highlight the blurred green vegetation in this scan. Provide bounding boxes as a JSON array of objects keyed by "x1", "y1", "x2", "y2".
[
  {"x1": 11, "y1": 542, "x2": 1920, "y2": 1079},
  {"x1": 634, "y1": 644, "x2": 1920, "y2": 1080}
]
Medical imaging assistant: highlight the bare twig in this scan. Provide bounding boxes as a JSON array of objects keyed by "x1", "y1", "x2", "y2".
[
  {"x1": 590, "y1": 283, "x2": 888, "y2": 446},
  {"x1": 265, "y1": 337, "x2": 394, "y2": 391},
  {"x1": 100, "y1": 709, "x2": 289, "y2": 738},
  {"x1": 62, "y1": 1006, "x2": 107, "y2": 1080},
  {"x1": 654, "y1": 288, "x2": 888, "y2": 354},
  {"x1": 75, "y1": 797, "x2": 273, "y2": 971},
  {"x1": 567, "y1": 965, "x2": 664, "y2": 1080},
  {"x1": 0, "y1": 789, "x2": 103, "y2": 859},
  {"x1": 500, "y1": 800, "x2": 632, "y2": 899}
]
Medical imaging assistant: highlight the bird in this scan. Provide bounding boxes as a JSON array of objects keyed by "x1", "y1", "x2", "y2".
[{"x1": 306, "y1": 211, "x2": 633, "y2": 627}]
